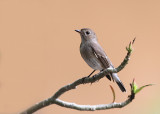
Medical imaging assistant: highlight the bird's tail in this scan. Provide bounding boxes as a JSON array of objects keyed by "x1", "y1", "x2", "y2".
[{"x1": 112, "y1": 73, "x2": 126, "y2": 92}]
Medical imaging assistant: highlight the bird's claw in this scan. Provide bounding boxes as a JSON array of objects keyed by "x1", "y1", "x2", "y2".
[
  {"x1": 82, "y1": 76, "x2": 90, "y2": 84},
  {"x1": 82, "y1": 75, "x2": 98, "y2": 84}
]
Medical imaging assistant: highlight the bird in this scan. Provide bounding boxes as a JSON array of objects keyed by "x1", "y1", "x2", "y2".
[{"x1": 75, "y1": 28, "x2": 126, "y2": 92}]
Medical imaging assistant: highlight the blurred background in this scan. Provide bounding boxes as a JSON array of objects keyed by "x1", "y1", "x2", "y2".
[{"x1": 0, "y1": 0, "x2": 160, "y2": 114}]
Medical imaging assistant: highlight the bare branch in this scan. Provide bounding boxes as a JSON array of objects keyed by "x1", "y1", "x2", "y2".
[{"x1": 54, "y1": 98, "x2": 132, "y2": 111}]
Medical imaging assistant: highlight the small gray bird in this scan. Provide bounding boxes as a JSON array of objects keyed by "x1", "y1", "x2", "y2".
[{"x1": 75, "y1": 28, "x2": 126, "y2": 92}]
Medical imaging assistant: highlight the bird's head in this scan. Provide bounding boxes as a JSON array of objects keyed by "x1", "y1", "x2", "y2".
[{"x1": 75, "y1": 28, "x2": 97, "y2": 42}]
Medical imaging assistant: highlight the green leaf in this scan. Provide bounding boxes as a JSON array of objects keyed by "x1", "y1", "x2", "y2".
[
  {"x1": 126, "y1": 42, "x2": 133, "y2": 52},
  {"x1": 131, "y1": 79, "x2": 153, "y2": 94},
  {"x1": 133, "y1": 82, "x2": 138, "y2": 93},
  {"x1": 135, "y1": 84, "x2": 153, "y2": 94}
]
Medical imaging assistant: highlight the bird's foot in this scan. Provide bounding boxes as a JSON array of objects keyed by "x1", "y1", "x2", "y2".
[
  {"x1": 82, "y1": 75, "x2": 90, "y2": 84},
  {"x1": 82, "y1": 70, "x2": 96, "y2": 84},
  {"x1": 90, "y1": 75, "x2": 99, "y2": 84}
]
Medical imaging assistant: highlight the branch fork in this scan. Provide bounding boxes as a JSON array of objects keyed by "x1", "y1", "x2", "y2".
[{"x1": 21, "y1": 38, "x2": 152, "y2": 114}]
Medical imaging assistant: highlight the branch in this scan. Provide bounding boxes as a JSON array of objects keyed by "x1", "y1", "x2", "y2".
[
  {"x1": 54, "y1": 98, "x2": 132, "y2": 111},
  {"x1": 21, "y1": 39, "x2": 135, "y2": 114}
]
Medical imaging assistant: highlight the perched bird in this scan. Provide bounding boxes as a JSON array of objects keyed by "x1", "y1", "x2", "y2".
[{"x1": 75, "y1": 28, "x2": 126, "y2": 92}]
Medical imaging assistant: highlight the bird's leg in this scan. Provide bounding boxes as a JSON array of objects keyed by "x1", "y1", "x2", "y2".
[
  {"x1": 82, "y1": 70, "x2": 96, "y2": 83},
  {"x1": 88, "y1": 70, "x2": 96, "y2": 77},
  {"x1": 89, "y1": 70, "x2": 96, "y2": 83}
]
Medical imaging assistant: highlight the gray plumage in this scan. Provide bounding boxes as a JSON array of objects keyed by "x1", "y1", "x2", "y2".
[{"x1": 75, "y1": 28, "x2": 126, "y2": 92}]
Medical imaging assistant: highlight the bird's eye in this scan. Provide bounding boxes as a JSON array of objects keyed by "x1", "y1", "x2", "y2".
[{"x1": 86, "y1": 31, "x2": 90, "y2": 35}]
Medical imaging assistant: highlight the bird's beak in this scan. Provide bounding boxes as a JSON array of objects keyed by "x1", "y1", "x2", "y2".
[{"x1": 75, "y1": 30, "x2": 81, "y2": 33}]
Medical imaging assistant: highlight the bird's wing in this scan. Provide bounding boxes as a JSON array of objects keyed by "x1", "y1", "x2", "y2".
[
  {"x1": 90, "y1": 42, "x2": 126, "y2": 92},
  {"x1": 90, "y1": 42, "x2": 114, "y2": 69},
  {"x1": 90, "y1": 42, "x2": 114, "y2": 81}
]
